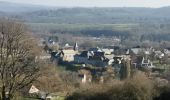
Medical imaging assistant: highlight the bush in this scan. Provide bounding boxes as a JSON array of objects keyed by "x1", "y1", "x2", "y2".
[
  {"x1": 154, "y1": 85, "x2": 170, "y2": 100},
  {"x1": 67, "y1": 71, "x2": 158, "y2": 100}
]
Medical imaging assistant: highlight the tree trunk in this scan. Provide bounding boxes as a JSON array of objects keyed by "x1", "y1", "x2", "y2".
[
  {"x1": 2, "y1": 86, "x2": 6, "y2": 100},
  {"x1": 1, "y1": 86, "x2": 11, "y2": 100}
]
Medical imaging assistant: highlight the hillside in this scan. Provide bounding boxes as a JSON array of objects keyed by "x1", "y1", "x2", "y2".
[
  {"x1": 0, "y1": 1, "x2": 170, "y2": 24},
  {"x1": 0, "y1": 1, "x2": 47, "y2": 13},
  {"x1": 21, "y1": 7, "x2": 170, "y2": 24},
  {"x1": 1, "y1": 2, "x2": 170, "y2": 42}
]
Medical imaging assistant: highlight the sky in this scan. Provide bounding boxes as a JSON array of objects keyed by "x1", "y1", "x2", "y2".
[{"x1": 1, "y1": 0, "x2": 170, "y2": 8}]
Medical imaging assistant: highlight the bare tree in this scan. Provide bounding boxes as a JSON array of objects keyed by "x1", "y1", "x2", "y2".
[{"x1": 0, "y1": 19, "x2": 40, "y2": 100}]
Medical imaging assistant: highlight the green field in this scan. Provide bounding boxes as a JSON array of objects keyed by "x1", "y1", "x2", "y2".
[{"x1": 26, "y1": 23, "x2": 138, "y2": 33}]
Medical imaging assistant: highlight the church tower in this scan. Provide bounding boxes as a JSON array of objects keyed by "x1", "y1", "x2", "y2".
[{"x1": 74, "y1": 42, "x2": 78, "y2": 51}]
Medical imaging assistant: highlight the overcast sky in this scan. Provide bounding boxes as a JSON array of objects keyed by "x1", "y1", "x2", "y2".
[{"x1": 1, "y1": 0, "x2": 170, "y2": 7}]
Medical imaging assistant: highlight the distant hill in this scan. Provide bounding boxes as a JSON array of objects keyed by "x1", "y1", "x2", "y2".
[
  {"x1": 1, "y1": 2, "x2": 170, "y2": 42},
  {"x1": 20, "y1": 7, "x2": 170, "y2": 24},
  {"x1": 0, "y1": 1, "x2": 170, "y2": 24},
  {"x1": 0, "y1": 1, "x2": 47, "y2": 13}
]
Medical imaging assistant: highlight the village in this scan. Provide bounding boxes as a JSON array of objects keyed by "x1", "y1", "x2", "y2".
[
  {"x1": 2, "y1": 20, "x2": 170, "y2": 100},
  {"x1": 38, "y1": 37, "x2": 170, "y2": 80},
  {"x1": 28, "y1": 36, "x2": 170, "y2": 99},
  {"x1": 2, "y1": 1, "x2": 170, "y2": 100}
]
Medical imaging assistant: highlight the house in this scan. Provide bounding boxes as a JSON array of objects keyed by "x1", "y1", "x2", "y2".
[
  {"x1": 88, "y1": 47, "x2": 114, "y2": 55},
  {"x1": 51, "y1": 43, "x2": 79, "y2": 62},
  {"x1": 102, "y1": 48, "x2": 114, "y2": 55},
  {"x1": 88, "y1": 47, "x2": 103, "y2": 52},
  {"x1": 74, "y1": 49, "x2": 114, "y2": 67},
  {"x1": 163, "y1": 49, "x2": 170, "y2": 57},
  {"x1": 62, "y1": 43, "x2": 73, "y2": 50},
  {"x1": 28, "y1": 85, "x2": 47, "y2": 100},
  {"x1": 50, "y1": 50, "x2": 78, "y2": 63},
  {"x1": 29, "y1": 85, "x2": 40, "y2": 94},
  {"x1": 130, "y1": 48, "x2": 143, "y2": 55},
  {"x1": 141, "y1": 57, "x2": 154, "y2": 68},
  {"x1": 130, "y1": 47, "x2": 153, "y2": 56},
  {"x1": 60, "y1": 49, "x2": 78, "y2": 62},
  {"x1": 28, "y1": 85, "x2": 67, "y2": 100},
  {"x1": 154, "y1": 50, "x2": 164, "y2": 59},
  {"x1": 88, "y1": 52, "x2": 109, "y2": 67},
  {"x1": 74, "y1": 51, "x2": 90, "y2": 64},
  {"x1": 132, "y1": 56, "x2": 154, "y2": 69},
  {"x1": 89, "y1": 47, "x2": 114, "y2": 66}
]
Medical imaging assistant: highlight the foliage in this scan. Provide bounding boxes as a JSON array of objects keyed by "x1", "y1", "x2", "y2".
[
  {"x1": 33, "y1": 63, "x2": 80, "y2": 94},
  {"x1": 67, "y1": 72, "x2": 157, "y2": 100},
  {"x1": 0, "y1": 19, "x2": 40, "y2": 100}
]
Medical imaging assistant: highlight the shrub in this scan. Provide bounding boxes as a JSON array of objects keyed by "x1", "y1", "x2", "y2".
[{"x1": 67, "y1": 71, "x2": 158, "y2": 100}]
